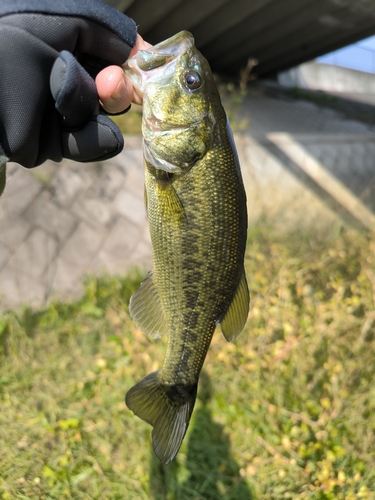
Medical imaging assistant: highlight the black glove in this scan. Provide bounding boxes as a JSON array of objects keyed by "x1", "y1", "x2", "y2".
[{"x1": 0, "y1": 0, "x2": 137, "y2": 168}]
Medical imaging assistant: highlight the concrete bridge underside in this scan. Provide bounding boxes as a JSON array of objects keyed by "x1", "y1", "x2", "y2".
[{"x1": 106, "y1": 0, "x2": 375, "y2": 77}]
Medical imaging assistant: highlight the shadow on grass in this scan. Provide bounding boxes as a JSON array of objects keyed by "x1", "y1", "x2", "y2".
[{"x1": 149, "y1": 372, "x2": 253, "y2": 500}]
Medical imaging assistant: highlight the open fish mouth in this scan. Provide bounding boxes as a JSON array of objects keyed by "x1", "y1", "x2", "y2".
[
  {"x1": 135, "y1": 31, "x2": 194, "y2": 72},
  {"x1": 123, "y1": 31, "x2": 195, "y2": 96}
]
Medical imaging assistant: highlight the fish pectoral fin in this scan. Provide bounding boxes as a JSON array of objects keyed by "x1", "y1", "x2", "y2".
[
  {"x1": 156, "y1": 180, "x2": 186, "y2": 223},
  {"x1": 220, "y1": 269, "x2": 249, "y2": 342},
  {"x1": 126, "y1": 371, "x2": 197, "y2": 465},
  {"x1": 129, "y1": 274, "x2": 167, "y2": 338},
  {"x1": 166, "y1": 183, "x2": 185, "y2": 220}
]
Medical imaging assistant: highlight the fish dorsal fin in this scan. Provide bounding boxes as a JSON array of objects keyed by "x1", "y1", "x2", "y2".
[
  {"x1": 220, "y1": 269, "x2": 249, "y2": 342},
  {"x1": 129, "y1": 274, "x2": 167, "y2": 338}
]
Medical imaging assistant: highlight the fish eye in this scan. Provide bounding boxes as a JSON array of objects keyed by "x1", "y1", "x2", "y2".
[{"x1": 184, "y1": 70, "x2": 202, "y2": 90}]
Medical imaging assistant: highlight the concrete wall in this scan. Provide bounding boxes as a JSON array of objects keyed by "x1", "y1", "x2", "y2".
[{"x1": 278, "y1": 61, "x2": 375, "y2": 93}]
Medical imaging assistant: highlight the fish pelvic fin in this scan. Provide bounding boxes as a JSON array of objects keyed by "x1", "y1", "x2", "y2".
[
  {"x1": 125, "y1": 371, "x2": 197, "y2": 465},
  {"x1": 129, "y1": 273, "x2": 167, "y2": 338},
  {"x1": 220, "y1": 269, "x2": 249, "y2": 342}
]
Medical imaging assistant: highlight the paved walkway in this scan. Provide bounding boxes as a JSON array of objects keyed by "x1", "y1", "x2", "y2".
[
  {"x1": 1, "y1": 88, "x2": 375, "y2": 310},
  {"x1": 0, "y1": 136, "x2": 152, "y2": 309}
]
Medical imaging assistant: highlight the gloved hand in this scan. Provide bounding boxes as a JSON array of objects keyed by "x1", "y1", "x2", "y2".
[{"x1": 0, "y1": 0, "x2": 137, "y2": 168}]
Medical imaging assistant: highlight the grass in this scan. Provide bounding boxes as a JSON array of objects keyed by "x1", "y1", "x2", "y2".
[
  {"x1": 1, "y1": 227, "x2": 375, "y2": 499},
  {"x1": 111, "y1": 105, "x2": 142, "y2": 135}
]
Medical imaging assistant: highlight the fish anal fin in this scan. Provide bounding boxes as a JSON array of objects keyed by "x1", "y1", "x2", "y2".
[
  {"x1": 125, "y1": 371, "x2": 197, "y2": 465},
  {"x1": 129, "y1": 274, "x2": 167, "y2": 338},
  {"x1": 220, "y1": 270, "x2": 249, "y2": 342}
]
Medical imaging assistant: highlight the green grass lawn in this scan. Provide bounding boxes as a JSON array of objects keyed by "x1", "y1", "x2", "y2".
[{"x1": 1, "y1": 227, "x2": 375, "y2": 499}]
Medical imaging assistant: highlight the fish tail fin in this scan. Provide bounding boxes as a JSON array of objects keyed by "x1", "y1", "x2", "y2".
[{"x1": 125, "y1": 371, "x2": 197, "y2": 465}]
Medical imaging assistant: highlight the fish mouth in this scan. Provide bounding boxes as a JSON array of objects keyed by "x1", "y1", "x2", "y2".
[
  {"x1": 136, "y1": 31, "x2": 194, "y2": 71},
  {"x1": 123, "y1": 31, "x2": 195, "y2": 96}
]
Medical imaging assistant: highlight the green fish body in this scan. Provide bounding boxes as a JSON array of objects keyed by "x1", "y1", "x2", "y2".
[{"x1": 124, "y1": 31, "x2": 249, "y2": 465}]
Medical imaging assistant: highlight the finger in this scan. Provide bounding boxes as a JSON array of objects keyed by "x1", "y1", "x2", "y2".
[
  {"x1": 51, "y1": 51, "x2": 99, "y2": 128},
  {"x1": 62, "y1": 115, "x2": 124, "y2": 162},
  {"x1": 96, "y1": 66, "x2": 134, "y2": 114},
  {"x1": 129, "y1": 34, "x2": 153, "y2": 58},
  {"x1": 96, "y1": 35, "x2": 153, "y2": 112}
]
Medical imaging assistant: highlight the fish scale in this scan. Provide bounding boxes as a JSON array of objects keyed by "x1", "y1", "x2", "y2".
[{"x1": 124, "y1": 31, "x2": 249, "y2": 465}]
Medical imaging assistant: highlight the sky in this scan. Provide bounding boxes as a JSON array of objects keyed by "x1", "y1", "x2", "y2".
[{"x1": 317, "y1": 35, "x2": 375, "y2": 74}]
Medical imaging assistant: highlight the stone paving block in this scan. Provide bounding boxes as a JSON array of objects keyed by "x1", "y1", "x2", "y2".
[
  {"x1": 241, "y1": 94, "x2": 375, "y2": 136},
  {"x1": 335, "y1": 152, "x2": 351, "y2": 178},
  {"x1": 72, "y1": 197, "x2": 117, "y2": 229},
  {"x1": 90, "y1": 249, "x2": 134, "y2": 276},
  {"x1": 60, "y1": 161, "x2": 103, "y2": 195},
  {"x1": 0, "y1": 245, "x2": 11, "y2": 272},
  {"x1": 13, "y1": 227, "x2": 59, "y2": 278},
  {"x1": 269, "y1": 132, "x2": 375, "y2": 232},
  {"x1": 361, "y1": 178, "x2": 375, "y2": 211},
  {"x1": 0, "y1": 215, "x2": 30, "y2": 251},
  {"x1": 0, "y1": 264, "x2": 26, "y2": 308},
  {"x1": 24, "y1": 192, "x2": 78, "y2": 243},
  {"x1": 2, "y1": 167, "x2": 36, "y2": 196},
  {"x1": 91, "y1": 231, "x2": 152, "y2": 276},
  {"x1": 269, "y1": 136, "x2": 375, "y2": 204},
  {"x1": 128, "y1": 236, "x2": 153, "y2": 270},
  {"x1": 244, "y1": 139, "x2": 299, "y2": 190},
  {"x1": 364, "y1": 145, "x2": 375, "y2": 171},
  {"x1": 113, "y1": 149, "x2": 143, "y2": 174},
  {"x1": 83, "y1": 166, "x2": 126, "y2": 201},
  {"x1": 304, "y1": 143, "x2": 323, "y2": 162},
  {"x1": 242, "y1": 135, "x2": 335, "y2": 230},
  {"x1": 5, "y1": 162, "x2": 18, "y2": 176},
  {"x1": 123, "y1": 135, "x2": 143, "y2": 150},
  {"x1": 242, "y1": 139, "x2": 269, "y2": 177},
  {"x1": 68, "y1": 165, "x2": 126, "y2": 227},
  {"x1": 0, "y1": 262, "x2": 49, "y2": 309},
  {"x1": 112, "y1": 188, "x2": 147, "y2": 226},
  {"x1": 48, "y1": 256, "x2": 85, "y2": 302},
  {"x1": 319, "y1": 146, "x2": 337, "y2": 170},
  {"x1": 350, "y1": 142, "x2": 366, "y2": 163},
  {"x1": 101, "y1": 216, "x2": 142, "y2": 258},
  {"x1": 51, "y1": 168, "x2": 86, "y2": 208},
  {"x1": 124, "y1": 163, "x2": 145, "y2": 194},
  {"x1": 1, "y1": 168, "x2": 42, "y2": 214},
  {"x1": 60, "y1": 221, "x2": 104, "y2": 268}
]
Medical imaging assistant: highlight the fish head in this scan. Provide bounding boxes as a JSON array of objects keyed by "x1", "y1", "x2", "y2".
[{"x1": 124, "y1": 31, "x2": 223, "y2": 174}]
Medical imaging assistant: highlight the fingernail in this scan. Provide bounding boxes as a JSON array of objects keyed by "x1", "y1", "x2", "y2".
[{"x1": 112, "y1": 76, "x2": 127, "y2": 102}]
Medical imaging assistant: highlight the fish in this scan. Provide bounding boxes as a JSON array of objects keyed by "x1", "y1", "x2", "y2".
[{"x1": 123, "y1": 31, "x2": 249, "y2": 465}]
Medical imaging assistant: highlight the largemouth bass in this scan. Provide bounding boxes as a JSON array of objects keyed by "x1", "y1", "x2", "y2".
[{"x1": 123, "y1": 31, "x2": 249, "y2": 465}]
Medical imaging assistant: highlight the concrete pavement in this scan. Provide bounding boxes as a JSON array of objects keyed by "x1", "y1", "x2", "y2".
[
  {"x1": 1, "y1": 88, "x2": 375, "y2": 310},
  {"x1": 0, "y1": 136, "x2": 152, "y2": 309}
]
